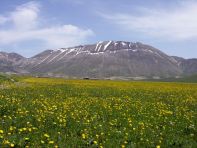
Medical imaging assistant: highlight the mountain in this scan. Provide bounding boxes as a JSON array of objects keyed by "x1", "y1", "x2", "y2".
[
  {"x1": 20, "y1": 41, "x2": 182, "y2": 78},
  {"x1": 1, "y1": 41, "x2": 197, "y2": 79},
  {"x1": 0, "y1": 52, "x2": 25, "y2": 73},
  {"x1": 178, "y1": 58, "x2": 197, "y2": 75}
]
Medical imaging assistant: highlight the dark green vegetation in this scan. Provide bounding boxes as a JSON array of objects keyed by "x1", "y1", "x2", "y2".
[
  {"x1": 165, "y1": 74, "x2": 197, "y2": 83},
  {"x1": 0, "y1": 74, "x2": 10, "y2": 83},
  {"x1": 0, "y1": 77, "x2": 197, "y2": 147},
  {"x1": 0, "y1": 74, "x2": 15, "y2": 84}
]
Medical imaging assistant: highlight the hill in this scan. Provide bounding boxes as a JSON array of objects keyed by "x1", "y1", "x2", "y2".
[{"x1": 0, "y1": 41, "x2": 197, "y2": 79}]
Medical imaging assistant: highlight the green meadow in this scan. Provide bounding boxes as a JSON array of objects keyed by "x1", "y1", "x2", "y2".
[{"x1": 0, "y1": 76, "x2": 196, "y2": 147}]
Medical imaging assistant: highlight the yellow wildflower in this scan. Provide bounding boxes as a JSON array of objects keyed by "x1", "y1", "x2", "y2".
[
  {"x1": 10, "y1": 143, "x2": 15, "y2": 147},
  {"x1": 49, "y1": 140, "x2": 54, "y2": 144},
  {"x1": 44, "y1": 133, "x2": 50, "y2": 138},
  {"x1": 41, "y1": 140, "x2": 45, "y2": 144},
  {"x1": 93, "y1": 141, "x2": 98, "y2": 144},
  {"x1": 82, "y1": 133, "x2": 86, "y2": 139}
]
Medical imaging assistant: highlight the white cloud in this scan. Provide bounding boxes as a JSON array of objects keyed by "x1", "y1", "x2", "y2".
[
  {"x1": 0, "y1": 1, "x2": 93, "y2": 49},
  {"x1": 100, "y1": 1, "x2": 197, "y2": 40},
  {"x1": 10, "y1": 1, "x2": 40, "y2": 30},
  {"x1": 0, "y1": 16, "x2": 8, "y2": 24},
  {"x1": 0, "y1": 25, "x2": 93, "y2": 48}
]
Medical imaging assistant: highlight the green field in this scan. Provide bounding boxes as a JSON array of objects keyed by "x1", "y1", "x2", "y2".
[
  {"x1": 0, "y1": 77, "x2": 197, "y2": 147},
  {"x1": 0, "y1": 74, "x2": 12, "y2": 83}
]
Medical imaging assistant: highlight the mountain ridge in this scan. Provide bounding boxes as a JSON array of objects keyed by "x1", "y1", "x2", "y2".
[{"x1": 0, "y1": 41, "x2": 197, "y2": 79}]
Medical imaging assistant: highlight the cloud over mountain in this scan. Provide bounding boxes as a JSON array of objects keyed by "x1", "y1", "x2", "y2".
[
  {"x1": 0, "y1": 1, "x2": 94, "y2": 49},
  {"x1": 100, "y1": 1, "x2": 197, "y2": 40}
]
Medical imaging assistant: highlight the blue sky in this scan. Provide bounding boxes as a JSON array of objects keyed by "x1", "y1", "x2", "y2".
[{"x1": 0, "y1": 0, "x2": 197, "y2": 58}]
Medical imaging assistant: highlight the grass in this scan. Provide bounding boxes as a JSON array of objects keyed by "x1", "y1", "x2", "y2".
[
  {"x1": 148, "y1": 74, "x2": 197, "y2": 83},
  {"x1": 0, "y1": 77, "x2": 197, "y2": 147},
  {"x1": 0, "y1": 74, "x2": 19, "y2": 84},
  {"x1": 167, "y1": 74, "x2": 197, "y2": 83},
  {"x1": 0, "y1": 74, "x2": 10, "y2": 83}
]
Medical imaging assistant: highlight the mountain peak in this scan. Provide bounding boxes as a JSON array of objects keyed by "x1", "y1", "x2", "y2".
[
  {"x1": 1, "y1": 41, "x2": 197, "y2": 78},
  {"x1": 53, "y1": 41, "x2": 160, "y2": 55},
  {"x1": 0, "y1": 51, "x2": 24, "y2": 60}
]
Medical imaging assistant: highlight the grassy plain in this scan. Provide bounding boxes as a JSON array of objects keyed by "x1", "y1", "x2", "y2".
[{"x1": 0, "y1": 77, "x2": 197, "y2": 147}]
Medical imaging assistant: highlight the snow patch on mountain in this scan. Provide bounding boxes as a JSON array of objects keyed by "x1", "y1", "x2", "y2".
[{"x1": 104, "y1": 41, "x2": 112, "y2": 51}]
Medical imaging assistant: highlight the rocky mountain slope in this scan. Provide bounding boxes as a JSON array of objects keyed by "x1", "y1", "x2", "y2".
[
  {"x1": 0, "y1": 41, "x2": 197, "y2": 79},
  {"x1": 0, "y1": 52, "x2": 25, "y2": 73}
]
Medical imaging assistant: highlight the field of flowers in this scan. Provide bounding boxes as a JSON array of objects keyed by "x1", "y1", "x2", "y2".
[{"x1": 0, "y1": 77, "x2": 197, "y2": 147}]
